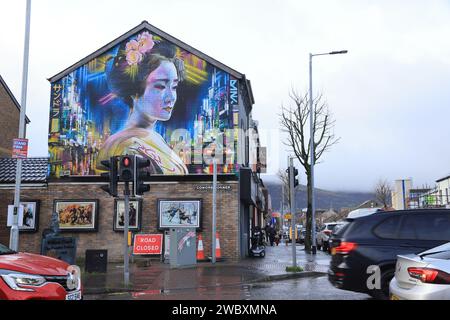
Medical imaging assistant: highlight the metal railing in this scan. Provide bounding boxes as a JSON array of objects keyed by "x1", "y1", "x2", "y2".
[{"x1": 408, "y1": 194, "x2": 450, "y2": 209}]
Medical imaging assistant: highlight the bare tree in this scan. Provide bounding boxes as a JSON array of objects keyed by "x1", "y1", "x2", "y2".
[
  {"x1": 375, "y1": 179, "x2": 392, "y2": 209},
  {"x1": 276, "y1": 169, "x2": 290, "y2": 209},
  {"x1": 280, "y1": 90, "x2": 340, "y2": 252}
]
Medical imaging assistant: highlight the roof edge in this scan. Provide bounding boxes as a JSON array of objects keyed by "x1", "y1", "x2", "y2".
[
  {"x1": 48, "y1": 20, "x2": 245, "y2": 83},
  {"x1": 436, "y1": 175, "x2": 450, "y2": 183},
  {"x1": 0, "y1": 74, "x2": 31, "y2": 124}
]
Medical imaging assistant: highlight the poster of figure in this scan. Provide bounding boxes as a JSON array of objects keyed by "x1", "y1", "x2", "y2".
[
  {"x1": 158, "y1": 199, "x2": 202, "y2": 229},
  {"x1": 48, "y1": 27, "x2": 238, "y2": 178},
  {"x1": 114, "y1": 199, "x2": 142, "y2": 232},
  {"x1": 54, "y1": 200, "x2": 99, "y2": 232}
]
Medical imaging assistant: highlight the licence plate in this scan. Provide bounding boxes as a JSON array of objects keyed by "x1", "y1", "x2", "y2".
[
  {"x1": 390, "y1": 294, "x2": 400, "y2": 301},
  {"x1": 66, "y1": 291, "x2": 82, "y2": 300}
]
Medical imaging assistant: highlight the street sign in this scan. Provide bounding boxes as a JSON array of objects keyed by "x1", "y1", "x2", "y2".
[
  {"x1": 133, "y1": 234, "x2": 163, "y2": 255},
  {"x1": 12, "y1": 138, "x2": 29, "y2": 159}
]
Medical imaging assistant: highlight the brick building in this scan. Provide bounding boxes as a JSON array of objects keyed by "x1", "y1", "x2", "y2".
[
  {"x1": 0, "y1": 75, "x2": 30, "y2": 157},
  {"x1": 0, "y1": 22, "x2": 268, "y2": 262}
]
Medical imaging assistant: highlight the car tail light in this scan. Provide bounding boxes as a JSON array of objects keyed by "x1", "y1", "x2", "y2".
[
  {"x1": 333, "y1": 242, "x2": 358, "y2": 255},
  {"x1": 407, "y1": 268, "x2": 450, "y2": 284}
]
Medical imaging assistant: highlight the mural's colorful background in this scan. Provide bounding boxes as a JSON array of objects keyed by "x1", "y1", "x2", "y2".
[{"x1": 48, "y1": 30, "x2": 239, "y2": 177}]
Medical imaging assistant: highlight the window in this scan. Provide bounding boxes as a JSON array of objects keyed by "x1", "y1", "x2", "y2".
[
  {"x1": 424, "y1": 251, "x2": 450, "y2": 260},
  {"x1": 373, "y1": 216, "x2": 402, "y2": 239},
  {"x1": 398, "y1": 214, "x2": 450, "y2": 241}
]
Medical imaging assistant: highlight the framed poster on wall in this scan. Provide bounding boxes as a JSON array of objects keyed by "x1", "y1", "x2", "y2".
[
  {"x1": 19, "y1": 200, "x2": 40, "y2": 233},
  {"x1": 157, "y1": 199, "x2": 202, "y2": 230},
  {"x1": 54, "y1": 200, "x2": 99, "y2": 232},
  {"x1": 113, "y1": 199, "x2": 142, "y2": 232}
]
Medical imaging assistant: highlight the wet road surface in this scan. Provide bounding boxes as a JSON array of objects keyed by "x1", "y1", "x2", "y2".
[{"x1": 84, "y1": 275, "x2": 371, "y2": 300}]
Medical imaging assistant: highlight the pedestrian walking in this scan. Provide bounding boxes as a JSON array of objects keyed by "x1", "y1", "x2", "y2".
[
  {"x1": 264, "y1": 224, "x2": 271, "y2": 243},
  {"x1": 274, "y1": 231, "x2": 280, "y2": 246},
  {"x1": 269, "y1": 226, "x2": 276, "y2": 246}
]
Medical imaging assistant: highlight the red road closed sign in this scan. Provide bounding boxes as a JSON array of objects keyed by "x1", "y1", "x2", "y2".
[{"x1": 133, "y1": 234, "x2": 163, "y2": 255}]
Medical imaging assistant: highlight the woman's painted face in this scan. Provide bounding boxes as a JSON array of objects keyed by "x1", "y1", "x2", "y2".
[{"x1": 136, "y1": 60, "x2": 179, "y2": 121}]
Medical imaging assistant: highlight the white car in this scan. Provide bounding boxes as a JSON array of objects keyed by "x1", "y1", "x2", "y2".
[
  {"x1": 316, "y1": 222, "x2": 345, "y2": 252},
  {"x1": 347, "y1": 208, "x2": 381, "y2": 219},
  {"x1": 390, "y1": 242, "x2": 450, "y2": 300}
]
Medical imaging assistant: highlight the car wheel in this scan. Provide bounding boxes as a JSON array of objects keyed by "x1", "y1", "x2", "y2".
[
  {"x1": 369, "y1": 268, "x2": 395, "y2": 300},
  {"x1": 260, "y1": 251, "x2": 265, "y2": 258}
]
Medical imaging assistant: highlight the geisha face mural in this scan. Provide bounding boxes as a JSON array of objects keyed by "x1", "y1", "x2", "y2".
[
  {"x1": 48, "y1": 29, "x2": 240, "y2": 177},
  {"x1": 135, "y1": 60, "x2": 179, "y2": 122}
]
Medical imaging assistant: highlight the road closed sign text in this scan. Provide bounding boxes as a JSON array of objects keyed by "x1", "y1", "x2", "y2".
[{"x1": 133, "y1": 234, "x2": 163, "y2": 255}]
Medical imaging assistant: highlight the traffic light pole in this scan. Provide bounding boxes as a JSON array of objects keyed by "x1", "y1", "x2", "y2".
[
  {"x1": 212, "y1": 157, "x2": 217, "y2": 264},
  {"x1": 289, "y1": 157, "x2": 297, "y2": 268},
  {"x1": 124, "y1": 181, "x2": 130, "y2": 287}
]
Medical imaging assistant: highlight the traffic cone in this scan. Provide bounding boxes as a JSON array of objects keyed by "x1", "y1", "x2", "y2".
[
  {"x1": 215, "y1": 232, "x2": 222, "y2": 260},
  {"x1": 197, "y1": 234, "x2": 206, "y2": 261}
]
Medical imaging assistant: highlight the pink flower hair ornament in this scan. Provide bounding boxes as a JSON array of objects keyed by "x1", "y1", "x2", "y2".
[{"x1": 125, "y1": 32, "x2": 155, "y2": 66}]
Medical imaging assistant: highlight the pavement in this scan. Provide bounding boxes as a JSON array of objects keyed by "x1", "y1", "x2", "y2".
[{"x1": 82, "y1": 243, "x2": 331, "y2": 296}]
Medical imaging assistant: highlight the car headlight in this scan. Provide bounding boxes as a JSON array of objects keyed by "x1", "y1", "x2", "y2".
[{"x1": 0, "y1": 270, "x2": 46, "y2": 292}]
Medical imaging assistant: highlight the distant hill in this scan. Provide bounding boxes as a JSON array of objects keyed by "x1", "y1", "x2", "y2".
[{"x1": 265, "y1": 181, "x2": 375, "y2": 212}]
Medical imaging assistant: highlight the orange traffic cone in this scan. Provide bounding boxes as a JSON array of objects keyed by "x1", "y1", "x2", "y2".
[
  {"x1": 215, "y1": 232, "x2": 222, "y2": 260},
  {"x1": 197, "y1": 234, "x2": 206, "y2": 261}
]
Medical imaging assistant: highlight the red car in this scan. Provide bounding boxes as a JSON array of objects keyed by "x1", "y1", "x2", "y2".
[{"x1": 0, "y1": 243, "x2": 82, "y2": 300}]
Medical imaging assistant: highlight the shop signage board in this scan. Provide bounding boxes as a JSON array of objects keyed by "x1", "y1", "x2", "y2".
[
  {"x1": 133, "y1": 234, "x2": 163, "y2": 255},
  {"x1": 194, "y1": 184, "x2": 233, "y2": 192}
]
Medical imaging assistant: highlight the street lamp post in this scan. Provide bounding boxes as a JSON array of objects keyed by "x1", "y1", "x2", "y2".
[
  {"x1": 10, "y1": 0, "x2": 32, "y2": 252},
  {"x1": 309, "y1": 50, "x2": 347, "y2": 255}
]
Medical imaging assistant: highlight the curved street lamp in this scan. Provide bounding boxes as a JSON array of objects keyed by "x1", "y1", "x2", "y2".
[{"x1": 309, "y1": 50, "x2": 347, "y2": 254}]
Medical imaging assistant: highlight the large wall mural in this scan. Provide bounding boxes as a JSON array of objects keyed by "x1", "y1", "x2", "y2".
[{"x1": 48, "y1": 30, "x2": 239, "y2": 177}]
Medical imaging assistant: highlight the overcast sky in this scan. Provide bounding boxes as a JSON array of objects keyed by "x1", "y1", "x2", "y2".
[{"x1": 1, "y1": 0, "x2": 450, "y2": 192}]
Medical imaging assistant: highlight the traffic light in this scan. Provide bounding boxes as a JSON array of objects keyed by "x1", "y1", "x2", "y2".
[
  {"x1": 119, "y1": 155, "x2": 134, "y2": 182},
  {"x1": 286, "y1": 166, "x2": 299, "y2": 189},
  {"x1": 134, "y1": 156, "x2": 151, "y2": 196},
  {"x1": 100, "y1": 157, "x2": 118, "y2": 197},
  {"x1": 293, "y1": 167, "x2": 299, "y2": 188}
]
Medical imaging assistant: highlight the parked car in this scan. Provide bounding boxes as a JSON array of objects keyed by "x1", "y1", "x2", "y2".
[
  {"x1": 328, "y1": 209, "x2": 450, "y2": 300},
  {"x1": 300, "y1": 228, "x2": 307, "y2": 244},
  {"x1": 390, "y1": 242, "x2": 450, "y2": 300},
  {"x1": 0, "y1": 243, "x2": 82, "y2": 300},
  {"x1": 316, "y1": 222, "x2": 345, "y2": 252},
  {"x1": 346, "y1": 208, "x2": 382, "y2": 219},
  {"x1": 326, "y1": 222, "x2": 348, "y2": 253}
]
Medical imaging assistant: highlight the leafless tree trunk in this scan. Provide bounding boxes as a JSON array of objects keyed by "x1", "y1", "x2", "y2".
[
  {"x1": 375, "y1": 179, "x2": 392, "y2": 209},
  {"x1": 277, "y1": 169, "x2": 290, "y2": 208},
  {"x1": 280, "y1": 90, "x2": 340, "y2": 252}
]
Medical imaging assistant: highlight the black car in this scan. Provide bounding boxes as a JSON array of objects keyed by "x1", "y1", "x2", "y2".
[{"x1": 328, "y1": 209, "x2": 450, "y2": 299}]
